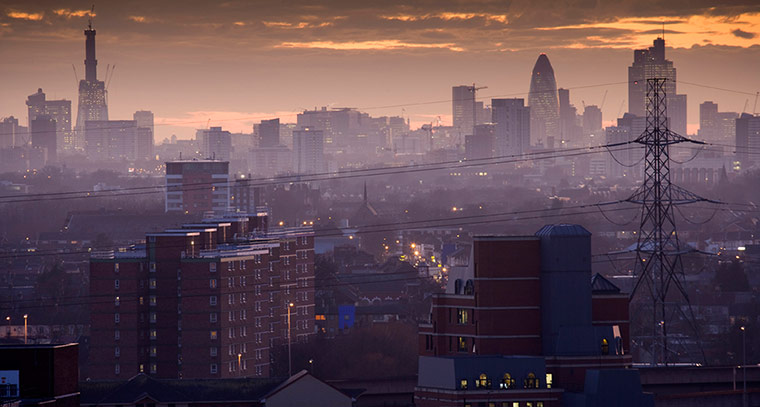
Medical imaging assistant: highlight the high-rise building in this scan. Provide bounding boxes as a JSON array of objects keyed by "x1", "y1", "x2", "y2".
[
  {"x1": 85, "y1": 120, "x2": 138, "y2": 161},
  {"x1": 0, "y1": 116, "x2": 21, "y2": 149},
  {"x1": 465, "y1": 124, "x2": 495, "y2": 160},
  {"x1": 452, "y1": 85, "x2": 475, "y2": 137},
  {"x1": 699, "y1": 101, "x2": 738, "y2": 144},
  {"x1": 88, "y1": 214, "x2": 315, "y2": 379},
  {"x1": 558, "y1": 88, "x2": 581, "y2": 145},
  {"x1": 292, "y1": 127, "x2": 325, "y2": 174},
  {"x1": 415, "y1": 225, "x2": 650, "y2": 407},
  {"x1": 628, "y1": 38, "x2": 686, "y2": 135},
  {"x1": 605, "y1": 113, "x2": 646, "y2": 179},
  {"x1": 197, "y1": 127, "x2": 232, "y2": 161},
  {"x1": 165, "y1": 160, "x2": 229, "y2": 214},
  {"x1": 133, "y1": 110, "x2": 154, "y2": 134},
  {"x1": 582, "y1": 105, "x2": 603, "y2": 135},
  {"x1": 257, "y1": 118, "x2": 280, "y2": 148},
  {"x1": 736, "y1": 113, "x2": 760, "y2": 170},
  {"x1": 250, "y1": 146, "x2": 292, "y2": 177},
  {"x1": 296, "y1": 107, "x2": 361, "y2": 153},
  {"x1": 134, "y1": 111, "x2": 155, "y2": 161},
  {"x1": 26, "y1": 88, "x2": 72, "y2": 153},
  {"x1": 31, "y1": 115, "x2": 57, "y2": 163},
  {"x1": 75, "y1": 24, "x2": 108, "y2": 150},
  {"x1": 491, "y1": 98, "x2": 530, "y2": 156},
  {"x1": 528, "y1": 54, "x2": 560, "y2": 146}
]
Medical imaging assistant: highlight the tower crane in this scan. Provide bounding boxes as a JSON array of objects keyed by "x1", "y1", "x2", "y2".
[{"x1": 469, "y1": 83, "x2": 487, "y2": 135}]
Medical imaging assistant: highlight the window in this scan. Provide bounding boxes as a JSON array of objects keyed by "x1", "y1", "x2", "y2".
[
  {"x1": 241, "y1": 276, "x2": 246, "y2": 286},
  {"x1": 227, "y1": 262, "x2": 233, "y2": 271},
  {"x1": 601, "y1": 338, "x2": 610, "y2": 355},
  {"x1": 115, "y1": 364, "x2": 120, "y2": 375},
  {"x1": 139, "y1": 296, "x2": 144, "y2": 305},
  {"x1": 476, "y1": 373, "x2": 490, "y2": 388},
  {"x1": 210, "y1": 364, "x2": 218, "y2": 374},
  {"x1": 209, "y1": 296, "x2": 217, "y2": 306},
  {"x1": 149, "y1": 278, "x2": 157, "y2": 289},
  {"x1": 210, "y1": 347, "x2": 217, "y2": 356},
  {"x1": 114, "y1": 347, "x2": 120, "y2": 357},
  {"x1": 114, "y1": 279, "x2": 120, "y2": 290},
  {"x1": 228, "y1": 327, "x2": 234, "y2": 338},
  {"x1": 114, "y1": 263, "x2": 119, "y2": 273},
  {"x1": 454, "y1": 279, "x2": 462, "y2": 294},
  {"x1": 115, "y1": 330, "x2": 120, "y2": 340},
  {"x1": 210, "y1": 330, "x2": 218, "y2": 340},
  {"x1": 241, "y1": 309, "x2": 247, "y2": 320},
  {"x1": 524, "y1": 372, "x2": 539, "y2": 389},
  {"x1": 545, "y1": 373, "x2": 553, "y2": 389},
  {"x1": 464, "y1": 279, "x2": 474, "y2": 295},
  {"x1": 241, "y1": 293, "x2": 247, "y2": 304},
  {"x1": 150, "y1": 329, "x2": 157, "y2": 339},
  {"x1": 114, "y1": 296, "x2": 120, "y2": 306},
  {"x1": 457, "y1": 308, "x2": 468, "y2": 324},
  {"x1": 150, "y1": 295, "x2": 157, "y2": 306},
  {"x1": 114, "y1": 313, "x2": 120, "y2": 323},
  {"x1": 229, "y1": 311, "x2": 234, "y2": 322},
  {"x1": 209, "y1": 279, "x2": 217, "y2": 288},
  {"x1": 228, "y1": 294, "x2": 235, "y2": 305},
  {"x1": 150, "y1": 363, "x2": 157, "y2": 374},
  {"x1": 150, "y1": 262, "x2": 156, "y2": 272},
  {"x1": 501, "y1": 373, "x2": 516, "y2": 389},
  {"x1": 256, "y1": 349, "x2": 262, "y2": 360},
  {"x1": 150, "y1": 346, "x2": 157, "y2": 356},
  {"x1": 460, "y1": 379, "x2": 468, "y2": 390},
  {"x1": 150, "y1": 312, "x2": 157, "y2": 323},
  {"x1": 458, "y1": 336, "x2": 467, "y2": 352}
]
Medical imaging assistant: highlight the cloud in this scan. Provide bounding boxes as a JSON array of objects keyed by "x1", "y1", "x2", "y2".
[
  {"x1": 233, "y1": 21, "x2": 245, "y2": 26},
  {"x1": 383, "y1": 12, "x2": 509, "y2": 24},
  {"x1": 128, "y1": 16, "x2": 147, "y2": 23},
  {"x1": 6, "y1": 10, "x2": 44, "y2": 21},
  {"x1": 732, "y1": 28, "x2": 756, "y2": 39},
  {"x1": 277, "y1": 39, "x2": 464, "y2": 52},
  {"x1": 52, "y1": 9, "x2": 91, "y2": 18},
  {"x1": 262, "y1": 21, "x2": 333, "y2": 29}
]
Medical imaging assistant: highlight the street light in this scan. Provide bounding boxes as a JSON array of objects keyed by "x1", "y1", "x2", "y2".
[
  {"x1": 308, "y1": 358, "x2": 314, "y2": 375},
  {"x1": 741, "y1": 326, "x2": 747, "y2": 407},
  {"x1": 238, "y1": 353, "x2": 242, "y2": 375},
  {"x1": 287, "y1": 302, "x2": 294, "y2": 377},
  {"x1": 5, "y1": 316, "x2": 10, "y2": 338},
  {"x1": 23, "y1": 314, "x2": 28, "y2": 344}
]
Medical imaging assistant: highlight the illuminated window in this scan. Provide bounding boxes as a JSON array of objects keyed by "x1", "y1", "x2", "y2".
[
  {"x1": 545, "y1": 373, "x2": 553, "y2": 389},
  {"x1": 114, "y1": 296, "x2": 120, "y2": 306},
  {"x1": 476, "y1": 373, "x2": 491, "y2": 388},
  {"x1": 524, "y1": 372, "x2": 539, "y2": 389},
  {"x1": 149, "y1": 278, "x2": 157, "y2": 289},
  {"x1": 150, "y1": 329, "x2": 157, "y2": 339},
  {"x1": 601, "y1": 338, "x2": 609, "y2": 355},
  {"x1": 501, "y1": 373, "x2": 516, "y2": 389},
  {"x1": 209, "y1": 279, "x2": 217, "y2": 288},
  {"x1": 460, "y1": 379, "x2": 468, "y2": 389},
  {"x1": 210, "y1": 330, "x2": 218, "y2": 340},
  {"x1": 457, "y1": 308, "x2": 468, "y2": 325},
  {"x1": 458, "y1": 336, "x2": 467, "y2": 352},
  {"x1": 150, "y1": 295, "x2": 157, "y2": 306}
]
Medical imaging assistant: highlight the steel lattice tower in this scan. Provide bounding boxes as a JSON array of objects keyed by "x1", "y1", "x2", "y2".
[{"x1": 627, "y1": 78, "x2": 707, "y2": 365}]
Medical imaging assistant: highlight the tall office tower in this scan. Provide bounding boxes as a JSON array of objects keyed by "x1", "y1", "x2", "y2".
[
  {"x1": 0, "y1": 116, "x2": 21, "y2": 149},
  {"x1": 465, "y1": 124, "x2": 495, "y2": 160},
  {"x1": 197, "y1": 127, "x2": 232, "y2": 161},
  {"x1": 31, "y1": 115, "x2": 57, "y2": 163},
  {"x1": 296, "y1": 107, "x2": 361, "y2": 153},
  {"x1": 26, "y1": 89, "x2": 73, "y2": 153},
  {"x1": 165, "y1": 160, "x2": 229, "y2": 214},
  {"x1": 257, "y1": 118, "x2": 280, "y2": 148},
  {"x1": 558, "y1": 88, "x2": 581, "y2": 144},
  {"x1": 75, "y1": 24, "x2": 108, "y2": 150},
  {"x1": 736, "y1": 113, "x2": 760, "y2": 170},
  {"x1": 85, "y1": 120, "x2": 138, "y2": 161},
  {"x1": 582, "y1": 105, "x2": 603, "y2": 135},
  {"x1": 699, "y1": 101, "x2": 738, "y2": 144},
  {"x1": 292, "y1": 127, "x2": 325, "y2": 174},
  {"x1": 628, "y1": 38, "x2": 686, "y2": 134},
  {"x1": 89, "y1": 214, "x2": 316, "y2": 379},
  {"x1": 133, "y1": 110, "x2": 154, "y2": 135},
  {"x1": 491, "y1": 98, "x2": 530, "y2": 156},
  {"x1": 528, "y1": 54, "x2": 560, "y2": 146},
  {"x1": 452, "y1": 85, "x2": 476, "y2": 136},
  {"x1": 133, "y1": 111, "x2": 155, "y2": 161}
]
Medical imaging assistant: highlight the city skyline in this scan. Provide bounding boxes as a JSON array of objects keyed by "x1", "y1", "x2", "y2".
[{"x1": 1, "y1": 2, "x2": 759, "y2": 139}]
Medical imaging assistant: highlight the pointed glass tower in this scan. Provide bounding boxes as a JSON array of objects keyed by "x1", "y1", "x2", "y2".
[{"x1": 528, "y1": 53, "x2": 559, "y2": 147}]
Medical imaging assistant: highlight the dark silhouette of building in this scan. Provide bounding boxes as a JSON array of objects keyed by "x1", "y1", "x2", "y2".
[
  {"x1": 0, "y1": 343, "x2": 80, "y2": 407},
  {"x1": 0, "y1": 116, "x2": 22, "y2": 149},
  {"x1": 558, "y1": 88, "x2": 582, "y2": 145},
  {"x1": 529, "y1": 54, "x2": 560, "y2": 147},
  {"x1": 257, "y1": 118, "x2": 280, "y2": 148},
  {"x1": 31, "y1": 115, "x2": 57, "y2": 163},
  {"x1": 416, "y1": 225, "x2": 650, "y2": 407},
  {"x1": 627, "y1": 38, "x2": 687, "y2": 136},
  {"x1": 736, "y1": 113, "x2": 760, "y2": 170},
  {"x1": 465, "y1": 124, "x2": 495, "y2": 160},
  {"x1": 492, "y1": 98, "x2": 530, "y2": 156},
  {"x1": 88, "y1": 215, "x2": 315, "y2": 380},
  {"x1": 75, "y1": 24, "x2": 108, "y2": 150},
  {"x1": 452, "y1": 85, "x2": 476, "y2": 137},
  {"x1": 582, "y1": 105, "x2": 603, "y2": 136},
  {"x1": 133, "y1": 111, "x2": 155, "y2": 161}
]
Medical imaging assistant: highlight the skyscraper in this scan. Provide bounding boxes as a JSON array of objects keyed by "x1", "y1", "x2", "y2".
[
  {"x1": 292, "y1": 127, "x2": 325, "y2": 174},
  {"x1": 528, "y1": 54, "x2": 559, "y2": 147},
  {"x1": 75, "y1": 22, "x2": 108, "y2": 150},
  {"x1": 736, "y1": 113, "x2": 760, "y2": 169},
  {"x1": 491, "y1": 98, "x2": 530, "y2": 156},
  {"x1": 197, "y1": 127, "x2": 232, "y2": 161},
  {"x1": 134, "y1": 111, "x2": 155, "y2": 161},
  {"x1": 257, "y1": 118, "x2": 280, "y2": 148},
  {"x1": 582, "y1": 105, "x2": 603, "y2": 136},
  {"x1": 26, "y1": 89, "x2": 72, "y2": 153},
  {"x1": 628, "y1": 38, "x2": 686, "y2": 135},
  {"x1": 31, "y1": 115, "x2": 57, "y2": 163},
  {"x1": 699, "y1": 101, "x2": 737, "y2": 143},
  {"x1": 452, "y1": 85, "x2": 475, "y2": 136},
  {"x1": 465, "y1": 124, "x2": 495, "y2": 160},
  {"x1": 558, "y1": 88, "x2": 581, "y2": 144},
  {"x1": 85, "y1": 120, "x2": 138, "y2": 161}
]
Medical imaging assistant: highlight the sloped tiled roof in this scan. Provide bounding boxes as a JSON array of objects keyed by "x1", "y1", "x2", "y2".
[{"x1": 591, "y1": 273, "x2": 622, "y2": 294}]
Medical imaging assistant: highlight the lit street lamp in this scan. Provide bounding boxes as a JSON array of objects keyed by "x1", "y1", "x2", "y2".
[
  {"x1": 23, "y1": 314, "x2": 28, "y2": 344},
  {"x1": 5, "y1": 316, "x2": 10, "y2": 338},
  {"x1": 288, "y1": 302, "x2": 294, "y2": 377}
]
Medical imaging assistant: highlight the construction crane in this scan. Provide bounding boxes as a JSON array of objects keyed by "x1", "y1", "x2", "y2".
[
  {"x1": 600, "y1": 90, "x2": 608, "y2": 111},
  {"x1": 469, "y1": 83, "x2": 487, "y2": 135},
  {"x1": 72, "y1": 64, "x2": 79, "y2": 83},
  {"x1": 753, "y1": 91, "x2": 759, "y2": 115},
  {"x1": 88, "y1": 5, "x2": 94, "y2": 30}
]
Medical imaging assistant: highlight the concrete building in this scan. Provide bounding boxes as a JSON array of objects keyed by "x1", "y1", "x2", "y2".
[
  {"x1": 492, "y1": 98, "x2": 531, "y2": 156},
  {"x1": 453, "y1": 85, "x2": 476, "y2": 137},
  {"x1": 292, "y1": 127, "x2": 325, "y2": 175},
  {"x1": 198, "y1": 127, "x2": 232, "y2": 161},
  {"x1": 134, "y1": 111, "x2": 154, "y2": 160},
  {"x1": 582, "y1": 105, "x2": 603, "y2": 136},
  {"x1": 736, "y1": 113, "x2": 760, "y2": 170},
  {"x1": 0, "y1": 116, "x2": 23, "y2": 149},
  {"x1": 88, "y1": 214, "x2": 315, "y2": 380},
  {"x1": 699, "y1": 101, "x2": 738, "y2": 144},
  {"x1": 250, "y1": 146, "x2": 292, "y2": 177},
  {"x1": 529, "y1": 54, "x2": 560, "y2": 147},
  {"x1": 558, "y1": 88, "x2": 581, "y2": 145},
  {"x1": 465, "y1": 124, "x2": 495, "y2": 160},
  {"x1": 84, "y1": 120, "x2": 138, "y2": 161},
  {"x1": 31, "y1": 115, "x2": 57, "y2": 163},
  {"x1": 26, "y1": 88, "x2": 73, "y2": 153},
  {"x1": 75, "y1": 25, "x2": 108, "y2": 150},
  {"x1": 415, "y1": 224, "x2": 650, "y2": 407},
  {"x1": 257, "y1": 118, "x2": 280, "y2": 148},
  {"x1": 165, "y1": 159, "x2": 229, "y2": 215}
]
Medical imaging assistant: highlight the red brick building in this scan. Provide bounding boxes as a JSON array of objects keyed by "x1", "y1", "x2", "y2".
[
  {"x1": 165, "y1": 160, "x2": 229, "y2": 215},
  {"x1": 88, "y1": 213, "x2": 315, "y2": 380},
  {"x1": 416, "y1": 225, "x2": 651, "y2": 407}
]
